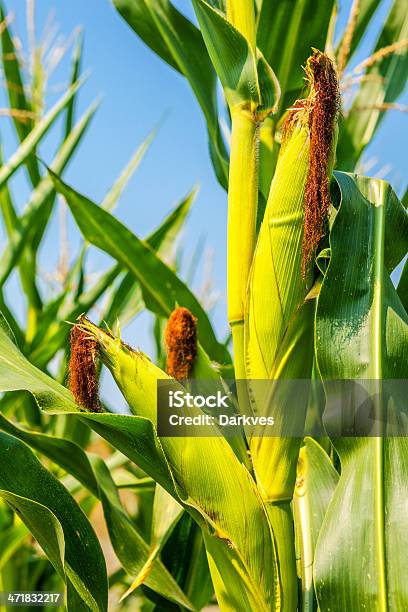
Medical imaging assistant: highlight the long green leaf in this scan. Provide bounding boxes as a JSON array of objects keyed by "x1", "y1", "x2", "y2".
[
  {"x1": 314, "y1": 172, "x2": 408, "y2": 610},
  {"x1": 0, "y1": 144, "x2": 43, "y2": 312},
  {"x1": 0, "y1": 100, "x2": 98, "y2": 290},
  {"x1": 0, "y1": 314, "x2": 176, "y2": 491},
  {"x1": 28, "y1": 185, "x2": 195, "y2": 370},
  {"x1": 0, "y1": 431, "x2": 108, "y2": 611},
  {"x1": 28, "y1": 263, "x2": 120, "y2": 368},
  {"x1": 0, "y1": 314, "x2": 78, "y2": 411},
  {"x1": 338, "y1": 0, "x2": 408, "y2": 169},
  {"x1": 293, "y1": 438, "x2": 339, "y2": 611},
  {"x1": 50, "y1": 171, "x2": 230, "y2": 364},
  {"x1": 91, "y1": 458, "x2": 194, "y2": 609},
  {"x1": 65, "y1": 31, "x2": 83, "y2": 140},
  {"x1": 0, "y1": 522, "x2": 29, "y2": 571},
  {"x1": 0, "y1": 143, "x2": 18, "y2": 234},
  {"x1": 0, "y1": 290, "x2": 24, "y2": 347},
  {"x1": 0, "y1": 416, "x2": 195, "y2": 608},
  {"x1": 113, "y1": 0, "x2": 228, "y2": 187},
  {"x1": 103, "y1": 187, "x2": 196, "y2": 327},
  {"x1": 101, "y1": 129, "x2": 154, "y2": 212},
  {"x1": 0, "y1": 2, "x2": 40, "y2": 185},
  {"x1": 0, "y1": 76, "x2": 84, "y2": 189},
  {"x1": 120, "y1": 485, "x2": 184, "y2": 600},
  {"x1": 257, "y1": 0, "x2": 334, "y2": 114}
]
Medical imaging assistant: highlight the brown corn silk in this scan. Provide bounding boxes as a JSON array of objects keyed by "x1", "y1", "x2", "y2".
[
  {"x1": 69, "y1": 318, "x2": 101, "y2": 412},
  {"x1": 302, "y1": 50, "x2": 340, "y2": 273},
  {"x1": 165, "y1": 307, "x2": 197, "y2": 380}
]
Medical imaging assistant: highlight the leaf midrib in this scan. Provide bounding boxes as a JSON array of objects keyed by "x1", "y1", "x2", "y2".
[{"x1": 370, "y1": 187, "x2": 387, "y2": 611}]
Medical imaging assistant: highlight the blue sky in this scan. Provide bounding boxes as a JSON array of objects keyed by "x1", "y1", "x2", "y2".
[{"x1": 1, "y1": 1, "x2": 407, "y2": 405}]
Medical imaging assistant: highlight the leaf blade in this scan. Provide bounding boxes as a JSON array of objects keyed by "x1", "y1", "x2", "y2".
[{"x1": 50, "y1": 171, "x2": 230, "y2": 364}]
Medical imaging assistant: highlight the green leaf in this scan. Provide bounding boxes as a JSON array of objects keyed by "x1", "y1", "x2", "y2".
[
  {"x1": 314, "y1": 172, "x2": 408, "y2": 610},
  {"x1": 28, "y1": 263, "x2": 120, "y2": 368},
  {"x1": 112, "y1": 482, "x2": 185, "y2": 603},
  {"x1": 293, "y1": 438, "x2": 339, "y2": 611},
  {"x1": 147, "y1": 187, "x2": 197, "y2": 253},
  {"x1": 90, "y1": 457, "x2": 196, "y2": 610},
  {"x1": 102, "y1": 187, "x2": 196, "y2": 327},
  {"x1": 166, "y1": 518, "x2": 213, "y2": 610},
  {"x1": 50, "y1": 171, "x2": 230, "y2": 364},
  {"x1": 101, "y1": 129, "x2": 155, "y2": 212},
  {"x1": 397, "y1": 257, "x2": 408, "y2": 312},
  {"x1": 0, "y1": 143, "x2": 43, "y2": 312},
  {"x1": 0, "y1": 100, "x2": 98, "y2": 290},
  {"x1": 257, "y1": 0, "x2": 334, "y2": 114},
  {"x1": 338, "y1": 0, "x2": 408, "y2": 169},
  {"x1": 113, "y1": 0, "x2": 180, "y2": 71},
  {"x1": 0, "y1": 291, "x2": 24, "y2": 347},
  {"x1": 0, "y1": 417, "x2": 195, "y2": 609},
  {"x1": 192, "y1": 0, "x2": 259, "y2": 108},
  {"x1": 29, "y1": 184, "x2": 195, "y2": 370},
  {"x1": 65, "y1": 31, "x2": 83, "y2": 140},
  {"x1": 192, "y1": 0, "x2": 279, "y2": 114},
  {"x1": 0, "y1": 76, "x2": 84, "y2": 190},
  {"x1": 0, "y1": 143, "x2": 19, "y2": 235},
  {"x1": 113, "y1": 0, "x2": 228, "y2": 188},
  {"x1": 151, "y1": 485, "x2": 184, "y2": 548},
  {"x1": 0, "y1": 492, "x2": 65, "y2": 577},
  {"x1": 0, "y1": 2, "x2": 40, "y2": 185},
  {"x1": 0, "y1": 522, "x2": 29, "y2": 570},
  {"x1": 0, "y1": 320, "x2": 177, "y2": 491},
  {"x1": 0, "y1": 413, "x2": 99, "y2": 496},
  {"x1": 101, "y1": 272, "x2": 143, "y2": 329},
  {"x1": 0, "y1": 313, "x2": 77, "y2": 411},
  {"x1": 0, "y1": 431, "x2": 108, "y2": 611}
]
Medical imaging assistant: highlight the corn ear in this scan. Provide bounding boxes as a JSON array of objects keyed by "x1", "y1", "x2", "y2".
[
  {"x1": 245, "y1": 119, "x2": 315, "y2": 511},
  {"x1": 244, "y1": 51, "x2": 339, "y2": 611},
  {"x1": 164, "y1": 306, "x2": 252, "y2": 470},
  {"x1": 78, "y1": 317, "x2": 278, "y2": 610},
  {"x1": 245, "y1": 50, "x2": 339, "y2": 501}
]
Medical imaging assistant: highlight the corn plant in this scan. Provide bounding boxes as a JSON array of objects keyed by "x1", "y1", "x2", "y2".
[{"x1": 0, "y1": 1, "x2": 407, "y2": 611}]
